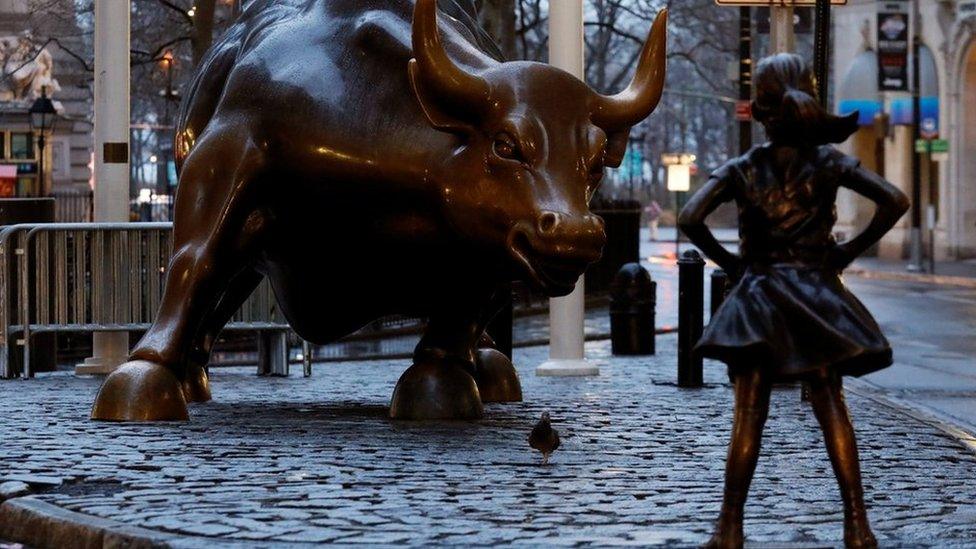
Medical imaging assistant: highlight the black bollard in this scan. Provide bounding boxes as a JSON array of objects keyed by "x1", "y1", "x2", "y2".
[
  {"x1": 609, "y1": 263, "x2": 657, "y2": 355},
  {"x1": 710, "y1": 269, "x2": 730, "y2": 317},
  {"x1": 678, "y1": 250, "x2": 704, "y2": 387}
]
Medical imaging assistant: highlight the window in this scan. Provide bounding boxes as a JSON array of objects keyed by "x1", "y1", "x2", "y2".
[{"x1": 10, "y1": 132, "x2": 33, "y2": 160}]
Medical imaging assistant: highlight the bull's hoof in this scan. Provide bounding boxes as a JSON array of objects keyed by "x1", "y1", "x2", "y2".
[
  {"x1": 182, "y1": 365, "x2": 212, "y2": 403},
  {"x1": 474, "y1": 348, "x2": 522, "y2": 403},
  {"x1": 91, "y1": 360, "x2": 189, "y2": 422},
  {"x1": 389, "y1": 359, "x2": 483, "y2": 420}
]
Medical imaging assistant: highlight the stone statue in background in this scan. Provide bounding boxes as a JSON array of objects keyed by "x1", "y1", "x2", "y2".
[
  {"x1": 679, "y1": 54, "x2": 909, "y2": 549},
  {"x1": 0, "y1": 32, "x2": 60, "y2": 101},
  {"x1": 90, "y1": 0, "x2": 668, "y2": 422}
]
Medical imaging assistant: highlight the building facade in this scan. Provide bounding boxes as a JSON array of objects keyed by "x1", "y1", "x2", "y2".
[
  {"x1": 833, "y1": 0, "x2": 976, "y2": 259},
  {"x1": 0, "y1": 0, "x2": 92, "y2": 211}
]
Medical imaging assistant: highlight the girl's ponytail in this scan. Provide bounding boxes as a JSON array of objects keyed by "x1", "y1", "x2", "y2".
[{"x1": 753, "y1": 54, "x2": 859, "y2": 146}]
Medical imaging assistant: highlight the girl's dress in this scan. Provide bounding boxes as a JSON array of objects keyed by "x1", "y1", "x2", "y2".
[{"x1": 696, "y1": 144, "x2": 892, "y2": 380}]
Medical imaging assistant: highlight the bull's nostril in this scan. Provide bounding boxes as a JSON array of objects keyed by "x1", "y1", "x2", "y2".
[{"x1": 538, "y1": 211, "x2": 560, "y2": 235}]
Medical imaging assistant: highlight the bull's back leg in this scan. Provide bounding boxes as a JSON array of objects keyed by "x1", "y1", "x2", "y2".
[
  {"x1": 91, "y1": 123, "x2": 268, "y2": 421},
  {"x1": 182, "y1": 268, "x2": 264, "y2": 403}
]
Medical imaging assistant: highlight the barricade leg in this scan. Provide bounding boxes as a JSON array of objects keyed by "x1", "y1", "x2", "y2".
[{"x1": 258, "y1": 330, "x2": 289, "y2": 377}]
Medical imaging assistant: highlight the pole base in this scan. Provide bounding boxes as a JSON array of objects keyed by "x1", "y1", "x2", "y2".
[
  {"x1": 75, "y1": 355, "x2": 129, "y2": 376},
  {"x1": 535, "y1": 358, "x2": 600, "y2": 377}
]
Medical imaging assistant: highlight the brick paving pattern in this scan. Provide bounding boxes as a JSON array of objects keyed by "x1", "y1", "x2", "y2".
[{"x1": 2, "y1": 336, "x2": 975, "y2": 546}]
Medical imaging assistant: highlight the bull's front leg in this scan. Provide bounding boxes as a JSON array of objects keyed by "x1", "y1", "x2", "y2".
[
  {"x1": 90, "y1": 129, "x2": 267, "y2": 422},
  {"x1": 389, "y1": 284, "x2": 524, "y2": 420}
]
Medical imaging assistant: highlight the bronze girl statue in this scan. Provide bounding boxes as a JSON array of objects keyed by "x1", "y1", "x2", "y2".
[{"x1": 679, "y1": 53, "x2": 909, "y2": 549}]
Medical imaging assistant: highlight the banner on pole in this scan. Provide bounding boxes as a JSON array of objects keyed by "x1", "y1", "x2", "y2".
[{"x1": 877, "y1": 1, "x2": 910, "y2": 91}]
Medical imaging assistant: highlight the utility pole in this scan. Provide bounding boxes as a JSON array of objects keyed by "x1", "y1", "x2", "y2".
[
  {"x1": 769, "y1": 6, "x2": 795, "y2": 53},
  {"x1": 537, "y1": 0, "x2": 599, "y2": 377},
  {"x1": 77, "y1": 0, "x2": 132, "y2": 375},
  {"x1": 738, "y1": 6, "x2": 752, "y2": 156},
  {"x1": 908, "y1": 0, "x2": 923, "y2": 271},
  {"x1": 813, "y1": 0, "x2": 831, "y2": 107}
]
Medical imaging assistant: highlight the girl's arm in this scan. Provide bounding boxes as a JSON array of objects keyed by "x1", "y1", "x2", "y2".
[
  {"x1": 833, "y1": 166, "x2": 910, "y2": 268},
  {"x1": 678, "y1": 174, "x2": 742, "y2": 277}
]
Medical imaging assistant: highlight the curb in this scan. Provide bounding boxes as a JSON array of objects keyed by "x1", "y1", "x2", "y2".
[
  {"x1": 0, "y1": 497, "x2": 180, "y2": 548},
  {"x1": 845, "y1": 379, "x2": 976, "y2": 456},
  {"x1": 844, "y1": 267, "x2": 976, "y2": 289}
]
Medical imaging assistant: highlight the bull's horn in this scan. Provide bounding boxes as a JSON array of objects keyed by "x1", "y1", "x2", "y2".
[
  {"x1": 411, "y1": 0, "x2": 490, "y2": 113},
  {"x1": 591, "y1": 9, "x2": 668, "y2": 130}
]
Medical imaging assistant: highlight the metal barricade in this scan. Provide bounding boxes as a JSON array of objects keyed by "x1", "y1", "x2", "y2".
[
  {"x1": 0, "y1": 222, "x2": 288, "y2": 379},
  {"x1": 51, "y1": 188, "x2": 94, "y2": 223}
]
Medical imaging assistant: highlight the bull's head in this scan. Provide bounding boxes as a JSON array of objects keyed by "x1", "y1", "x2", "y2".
[{"x1": 409, "y1": 0, "x2": 667, "y2": 296}]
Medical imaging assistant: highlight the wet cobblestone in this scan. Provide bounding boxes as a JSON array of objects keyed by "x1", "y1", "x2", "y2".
[{"x1": 2, "y1": 336, "x2": 975, "y2": 546}]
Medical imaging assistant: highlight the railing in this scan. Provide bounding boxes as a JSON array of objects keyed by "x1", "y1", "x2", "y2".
[
  {"x1": 0, "y1": 222, "x2": 288, "y2": 379},
  {"x1": 51, "y1": 188, "x2": 94, "y2": 223}
]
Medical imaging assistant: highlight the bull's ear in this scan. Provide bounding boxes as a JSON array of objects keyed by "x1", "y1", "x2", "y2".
[
  {"x1": 603, "y1": 130, "x2": 631, "y2": 168},
  {"x1": 408, "y1": 59, "x2": 473, "y2": 134}
]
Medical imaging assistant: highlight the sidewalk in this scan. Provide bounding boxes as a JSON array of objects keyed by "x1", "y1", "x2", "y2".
[
  {"x1": 646, "y1": 226, "x2": 976, "y2": 287},
  {"x1": 2, "y1": 336, "x2": 975, "y2": 547},
  {"x1": 847, "y1": 257, "x2": 976, "y2": 288}
]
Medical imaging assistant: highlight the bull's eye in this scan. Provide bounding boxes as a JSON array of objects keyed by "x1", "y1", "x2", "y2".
[{"x1": 492, "y1": 133, "x2": 520, "y2": 161}]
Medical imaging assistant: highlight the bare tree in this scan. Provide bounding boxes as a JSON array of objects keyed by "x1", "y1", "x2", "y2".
[
  {"x1": 28, "y1": 0, "x2": 748, "y2": 208},
  {"x1": 475, "y1": 0, "x2": 517, "y2": 60}
]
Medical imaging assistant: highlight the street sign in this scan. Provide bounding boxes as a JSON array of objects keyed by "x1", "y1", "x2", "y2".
[
  {"x1": 920, "y1": 117, "x2": 938, "y2": 139},
  {"x1": 715, "y1": 1, "x2": 845, "y2": 5},
  {"x1": 735, "y1": 100, "x2": 752, "y2": 121},
  {"x1": 915, "y1": 139, "x2": 949, "y2": 156}
]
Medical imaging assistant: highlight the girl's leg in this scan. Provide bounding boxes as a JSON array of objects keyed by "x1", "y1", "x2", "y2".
[
  {"x1": 705, "y1": 366, "x2": 773, "y2": 549},
  {"x1": 807, "y1": 371, "x2": 877, "y2": 549}
]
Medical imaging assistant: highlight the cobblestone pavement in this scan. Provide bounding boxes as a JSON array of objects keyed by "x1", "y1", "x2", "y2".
[{"x1": 2, "y1": 337, "x2": 976, "y2": 547}]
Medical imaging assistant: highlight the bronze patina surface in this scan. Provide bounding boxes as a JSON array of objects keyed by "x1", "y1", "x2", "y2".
[
  {"x1": 680, "y1": 54, "x2": 909, "y2": 549},
  {"x1": 91, "y1": 0, "x2": 668, "y2": 422}
]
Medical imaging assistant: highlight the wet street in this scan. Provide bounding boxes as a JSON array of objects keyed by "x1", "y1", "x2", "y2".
[{"x1": 848, "y1": 278, "x2": 976, "y2": 434}]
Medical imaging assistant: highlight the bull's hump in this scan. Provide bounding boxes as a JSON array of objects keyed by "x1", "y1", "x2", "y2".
[{"x1": 353, "y1": 9, "x2": 413, "y2": 58}]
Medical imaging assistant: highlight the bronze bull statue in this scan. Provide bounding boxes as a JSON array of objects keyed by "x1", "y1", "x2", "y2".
[{"x1": 91, "y1": 0, "x2": 668, "y2": 421}]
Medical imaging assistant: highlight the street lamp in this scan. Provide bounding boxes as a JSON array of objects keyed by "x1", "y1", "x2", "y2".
[
  {"x1": 158, "y1": 50, "x2": 180, "y2": 194},
  {"x1": 29, "y1": 86, "x2": 58, "y2": 197}
]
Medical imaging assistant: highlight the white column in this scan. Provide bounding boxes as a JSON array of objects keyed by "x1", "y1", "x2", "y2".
[
  {"x1": 77, "y1": 0, "x2": 131, "y2": 375},
  {"x1": 536, "y1": 0, "x2": 598, "y2": 377},
  {"x1": 769, "y1": 7, "x2": 795, "y2": 54}
]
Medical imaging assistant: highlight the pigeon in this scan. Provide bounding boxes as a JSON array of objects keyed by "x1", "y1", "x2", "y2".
[{"x1": 528, "y1": 411, "x2": 560, "y2": 465}]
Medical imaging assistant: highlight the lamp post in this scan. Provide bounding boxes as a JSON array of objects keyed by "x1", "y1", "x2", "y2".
[
  {"x1": 158, "y1": 50, "x2": 180, "y2": 195},
  {"x1": 29, "y1": 87, "x2": 58, "y2": 197},
  {"x1": 908, "y1": 0, "x2": 923, "y2": 271}
]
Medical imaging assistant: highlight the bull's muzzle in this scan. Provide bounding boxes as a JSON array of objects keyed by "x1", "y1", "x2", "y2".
[{"x1": 507, "y1": 210, "x2": 607, "y2": 295}]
